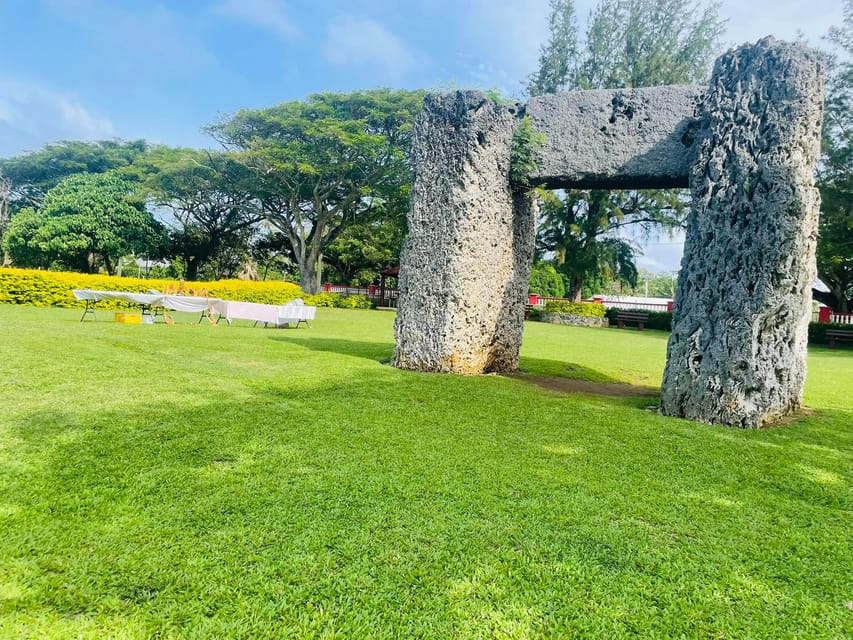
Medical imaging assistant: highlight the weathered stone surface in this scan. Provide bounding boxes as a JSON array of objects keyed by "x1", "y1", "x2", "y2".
[
  {"x1": 660, "y1": 38, "x2": 825, "y2": 428},
  {"x1": 392, "y1": 91, "x2": 537, "y2": 374},
  {"x1": 526, "y1": 86, "x2": 705, "y2": 190}
]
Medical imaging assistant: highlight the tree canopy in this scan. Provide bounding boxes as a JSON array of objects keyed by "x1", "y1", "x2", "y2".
[
  {"x1": 2, "y1": 171, "x2": 164, "y2": 275},
  {"x1": 207, "y1": 89, "x2": 425, "y2": 293},
  {"x1": 0, "y1": 139, "x2": 149, "y2": 211},
  {"x1": 141, "y1": 147, "x2": 260, "y2": 281},
  {"x1": 815, "y1": 0, "x2": 853, "y2": 312}
]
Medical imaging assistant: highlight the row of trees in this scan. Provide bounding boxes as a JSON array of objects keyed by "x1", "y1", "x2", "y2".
[
  {"x1": 0, "y1": 90, "x2": 424, "y2": 293},
  {"x1": 0, "y1": 0, "x2": 849, "y2": 308}
]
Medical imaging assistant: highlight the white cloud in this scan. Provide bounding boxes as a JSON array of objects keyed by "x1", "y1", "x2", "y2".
[
  {"x1": 323, "y1": 16, "x2": 419, "y2": 80},
  {"x1": 0, "y1": 79, "x2": 114, "y2": 154},
  {"x1": 212, "y1": 0, "x2": 300, "y2": 41},
  {"x1": 55, "y1": 94, "x2": 115, "y2": 139},
  {"x1": 635, "y1": 236, "x2": 686, "y2": 274}
]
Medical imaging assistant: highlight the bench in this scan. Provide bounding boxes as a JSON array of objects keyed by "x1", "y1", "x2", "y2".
[
  {"x1": 826, "y1": 328, "x2": 853, "y2": 348},
  {"x1": 616, "y1": 310, "x2": 649, "y2": 331}
]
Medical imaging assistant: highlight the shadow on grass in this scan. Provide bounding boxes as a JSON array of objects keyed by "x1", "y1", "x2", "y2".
[
  {"x1": 518, "y1": 356, "x2": 625, "y2": 383},
  {"x1": 264, "y1": 337, "x2": 660, "y2": 400},
  {"x1": 267, "y1": 334, "x2": 395, "y2": 362},
  {"x1": 516, "y1": 356, "x2": 660, "y2": 398},
  {"x1": 2, "y1": 378, "x2": 852, "y2": 636}
]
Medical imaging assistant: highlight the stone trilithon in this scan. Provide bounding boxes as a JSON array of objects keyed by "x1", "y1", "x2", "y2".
[{"x1": 393, "y1": 38, "x2": 825, "y2": 429}]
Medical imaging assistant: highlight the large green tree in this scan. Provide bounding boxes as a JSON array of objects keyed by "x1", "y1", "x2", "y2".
[
  {"x1": 536, "y1": 189, "x2": 685, "y2": 297},
  {"x1": 2, "y1": 171, "x2": 165, "y2": 274},
  {"x1": 0, "y1": 139, "x2": 148, "y2": 211},
  {"x1": 142, "y1": 147, "x2": 260, "y2": 281},
  {"x1": 207, "y1": 89, "x2": 425, "y2": 293},
  {"x1": 528, "y1": 0, "x2": 579, "y2": 96},
  {"x1": 322, "y1": 216, "x2": 407, "y2": 286},
  {"x1": 815, "y1": 0, "x2": 853, "y2": 312},
  {"x1": 528, "y1": 0, "x2": 725, "y2": 300}
]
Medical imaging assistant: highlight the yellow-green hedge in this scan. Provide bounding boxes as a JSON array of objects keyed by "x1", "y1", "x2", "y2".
[
  {"x1": 0, "y1": 268, "x2": 305, "y2": 310},
  {"x1": 543, "y1": 300, "x2": 606, "y2": 317}
]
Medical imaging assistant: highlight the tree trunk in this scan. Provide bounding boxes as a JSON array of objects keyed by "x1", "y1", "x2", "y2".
[
  {"x1": 86, "y1": 252, "x2": 98, "y2": 274},
  {"x1": 185, "y1": 259, "x2": 200, "y2": 281},
  {"x1": 569, "y1": 276, "x2": 584, "y2": 301},
  {"x1": 812, "y1": 286, "x2": 850, "y2": 313},
  {"x1": 299, "y1": 257, "x2": 322, "y2": 294}
]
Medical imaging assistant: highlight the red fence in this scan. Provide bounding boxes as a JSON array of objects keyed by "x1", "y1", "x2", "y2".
[
  {"x1": 529, "y1": 295, "x2": 673, "y2": 313},
  {"x1": 322, "y1": 283, "x2": 400, "y2": 305},
  {"x1": 829, "y1": 311, "x2": 853, "y2": 325}
]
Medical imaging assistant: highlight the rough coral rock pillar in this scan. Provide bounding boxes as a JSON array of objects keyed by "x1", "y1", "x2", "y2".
[
  {"x1": 392, "y1": 91, "x2": 537, "y2": 374},
  {"x1": 660, "y1": 39, "x2": 825, "y2": 427}
]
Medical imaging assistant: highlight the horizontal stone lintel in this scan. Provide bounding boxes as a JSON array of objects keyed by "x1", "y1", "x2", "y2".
[{"x1": 525, "y1": 85, "x2": 706, "y2": 190}]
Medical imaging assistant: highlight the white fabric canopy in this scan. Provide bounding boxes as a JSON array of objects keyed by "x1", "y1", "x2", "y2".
[
  {"x1": 73, "y1": 289, "x2": 315, "y2": 326},
  {"x1": 73, "y1": 289, "x2": 224, "y2": 313},
  {"x1": 73, "y1": 289, "x2": 163, "y2": 305}
]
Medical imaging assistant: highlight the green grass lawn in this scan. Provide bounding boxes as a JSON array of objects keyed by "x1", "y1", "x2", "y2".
[{"x1": 0, "y1": 305, "x2": 850, "y2": 639}]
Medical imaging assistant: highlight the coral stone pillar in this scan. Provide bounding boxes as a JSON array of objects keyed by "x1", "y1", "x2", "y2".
[
  {"x1": 393, "y1": 91, "x2": 537, "y2": 374},
  {"x1": 661, "y1": 39, "x2": 825, "y2": 427}
]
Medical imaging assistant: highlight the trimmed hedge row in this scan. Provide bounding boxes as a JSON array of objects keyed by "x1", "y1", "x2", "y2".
[
  {"x1": 0, "y1": 267, "x2": 305, "y2": 310},
  {"x1": 808, "y1": 321, "x2": 853, "y2": 345},
  {"x1": 304, "y1": 292, "x2": 373, "y2": 309},
  {"x1": 543, "y1": 300, "x2": 606, "y2": 317}
]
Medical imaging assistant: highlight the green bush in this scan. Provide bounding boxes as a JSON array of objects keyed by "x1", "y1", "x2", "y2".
[
  {"x1": 0, "y1": 268, "x2": 304, "y2": 309},
  {"x1": 543, "y1": 300, "x2": 606, "y2": 317},
  {"x1": 808, "y1": 321, "x2": 852, "y2": 345},
  {"x1": 303, "y1": 293, "x2": 343, "y2": 307},
  {"x1": 336, "y1": 294, "x2": 373, "y2": 309},
  {"x1": 529, "y1": 263, "x2": 565, "y2": 298},
  {"x1": 302, "y1": 292, "x2": 373, "y2": 309},
  {"x1": 203, "y1": 279, "x2": 303, "y2": 305}
]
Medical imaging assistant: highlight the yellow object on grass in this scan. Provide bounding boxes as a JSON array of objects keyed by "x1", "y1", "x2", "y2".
[{"x1": 114, "y1": 313, "x2": 142, "y2": 324}]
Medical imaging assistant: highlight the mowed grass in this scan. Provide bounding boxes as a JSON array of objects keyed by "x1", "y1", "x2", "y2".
[{"x1": 0, "y1": 305, "x2": 850, "y2": 639}]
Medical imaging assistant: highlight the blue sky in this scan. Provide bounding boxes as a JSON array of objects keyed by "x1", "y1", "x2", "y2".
[{"x1": 0, "y1": 0, "x2": 844, "y2": 270}]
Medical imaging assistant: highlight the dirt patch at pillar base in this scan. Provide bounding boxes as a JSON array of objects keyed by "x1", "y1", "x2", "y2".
[{"x1": 509, "y1": 374, "x2": 659, "y2": 398}]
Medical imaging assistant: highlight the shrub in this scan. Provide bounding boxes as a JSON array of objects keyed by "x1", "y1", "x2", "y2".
[
  {"x1": 302, "y1": 293, "x2": 344, "y2": 307},
  {"x1": 203, "y1": 279, "x2": 303, "y2": 305},
  {"x1": 808, "y1": 321, "x2": 851, "y2": 345},
  {"x1": 543, "y1": 300, "x2": 606, "y2": 317},
  {"x1": 0, "y1": 268, "x2": 304, "y2": 310},
  {"x1": 336, "y1": 294, "x2": 373, "y2": 309},
  {"x1": 302, "y1": 292, "x2": 373, "y2": 309},
  {"x1": 509, "y1": 116, "x2": 546, "y2": 187},
  {"x1": 529, "y1": 263, "x2": 565, "y2": 298}
]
